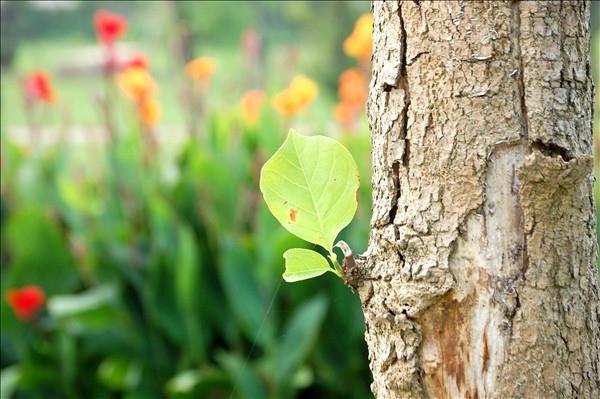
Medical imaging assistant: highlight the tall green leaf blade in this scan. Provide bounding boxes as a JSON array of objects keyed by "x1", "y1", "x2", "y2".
[
  {"x1": 259, "y1": 129, "x2": 359, "y2": 251},
  {"x1": 283, "y1": 248, "x2": 333, "y2": 282},
  {"x1": 175, "y1": 225, "x2": 205, "y2": 362},
  {"x1": 274, "y1": 295, "x2": 328, "y2": 391}
]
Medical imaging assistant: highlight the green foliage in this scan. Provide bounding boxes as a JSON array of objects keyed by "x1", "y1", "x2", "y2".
[
  {"x1": 0, "y1": 3, "x2": 376, "y2": 397},
  {"x1": 0, "y1": 110, "x2": 373, "y2": 398}
]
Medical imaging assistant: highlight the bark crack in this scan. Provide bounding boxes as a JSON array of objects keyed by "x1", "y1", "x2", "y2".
[
  {"x1": 389, "y1": 0, "x2": 411, "y2": 227},
  {"x1": 510, "y1": 0, "x2": 530, "y2": 282},
  {"x1": 510, "y1": 1, "x2": 530, "y2": 150},
  {"x1": 398, "y1": 2, "x2": 411, "y2": 172}
]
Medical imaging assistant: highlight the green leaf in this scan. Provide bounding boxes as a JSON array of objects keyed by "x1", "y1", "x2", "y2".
[
  {"x1": 260, "y1": 129, "x2": 359, "y2": 252},
  {"x1": 283, "y1": 248, "x2": 334, "y2": 282}
]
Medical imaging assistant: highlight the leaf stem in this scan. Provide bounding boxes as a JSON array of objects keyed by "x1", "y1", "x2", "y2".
[{"x1": 329, "y1": 255, "x2": 344, "y2": 279}]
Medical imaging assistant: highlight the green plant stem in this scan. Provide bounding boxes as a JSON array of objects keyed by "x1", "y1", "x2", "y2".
[{"x1": 329, "y1": 255, "x2": 344, "y2": 279}]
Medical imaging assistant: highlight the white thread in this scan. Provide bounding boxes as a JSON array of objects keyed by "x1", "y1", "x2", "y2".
[{"x1": 229, "y1": 279, "x2": 283, "y2": 399}]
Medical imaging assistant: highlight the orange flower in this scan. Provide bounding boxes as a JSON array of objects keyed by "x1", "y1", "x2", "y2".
[
  {"x1": 343, "y1": 13, "x2": 373, "y2": 60},
  {"x1": 272, "y1": 75, "x2": 318, "y2": 116},
  {"x1": 118, "y1": 67, "x2": 160, "y2": 127},
  {"x1": 185, "y1": 57, "x2": 217, "y2": 82},
  {"x1": 338, "y1": 68, "x2": 368, "y2": 107},
  {"x1": 5, "y1": 286, "x2": 46, "y2": 320},
  {"x1": 94, "y1": 10, "x2": 127, "y2": 45},
  {"x1": 333, "y1": 101, "x2": 360, "y2": 129},
  {"x1": 272, "y1": 89, "x2": 301, "y2": 117},
  {"x1": 241, "y1": 89, "x2": 265, "y2": 127},
  {"x1": 118, "y1": 66, "x2": 157, "y2": 102},
  {"x1": 24, "y1": 70, "x2": 56, "y2": 104},
  {"x1": 139, "y1": 98, "x2": 161, "y2": 127}
]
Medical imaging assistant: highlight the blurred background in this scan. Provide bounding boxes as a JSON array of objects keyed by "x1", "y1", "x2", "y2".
[{"x1": 0, "y1": 1, "x2": 598, "y2": 399}]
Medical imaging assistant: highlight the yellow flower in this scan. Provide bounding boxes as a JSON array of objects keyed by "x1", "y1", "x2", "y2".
[
  {"x1": 272, "y1": 75, "x2": 318, "y2": 117},
  {"x1": 289, "y1": 75, "x2": 318, "y2": 105},
  {"x1": 185, "y1": 57, "x2": 217, "y2": 82},
  {"x1": 241, "y1": 89, "x2": 265, "y2": 127},
  {"x1": 343, "y1": 13, "x2": 373, "y2": 60},
  {"x1": 118, "y1": 66, "x2": 157, "y2": 102}
]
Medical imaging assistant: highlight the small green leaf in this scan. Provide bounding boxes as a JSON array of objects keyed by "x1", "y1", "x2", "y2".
[
  {"x1": 260, "y1": 129, "x2": 359, "y2": 252},
  {"x1": 283, "y1": 248, "x2": 334, "y2": 282}
]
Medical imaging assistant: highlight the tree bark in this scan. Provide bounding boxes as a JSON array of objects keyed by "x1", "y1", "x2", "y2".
[{"x1": 360, "y1": 1, "x2": 600, "y2": 398}]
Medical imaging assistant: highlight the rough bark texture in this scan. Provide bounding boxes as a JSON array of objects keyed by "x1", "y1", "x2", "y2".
[{"x1": 360, "y1": 1, "x2": 600, "y2": 398}]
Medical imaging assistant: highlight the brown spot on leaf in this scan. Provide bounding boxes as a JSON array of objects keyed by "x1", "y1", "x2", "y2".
[
  {"x1": 289, "y1": 208, "x2": 298, "y2": 222},
  {"x1": 355, "y1": 187, "x2": 359, "y2": 202}
]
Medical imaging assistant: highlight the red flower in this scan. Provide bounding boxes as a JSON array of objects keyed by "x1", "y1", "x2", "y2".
[
  {"x1": 123, "y1": 54, "x2": 148, "y2": 70},
  {"x1": 5, "y1": 286, "x2": 46, "y2": 320},
  {"x1": 94, "y1": 10, "x2": 127, "y2": 45},
  {"x1": 24, "y1": 71, "x2": 56, "y2": 104}
]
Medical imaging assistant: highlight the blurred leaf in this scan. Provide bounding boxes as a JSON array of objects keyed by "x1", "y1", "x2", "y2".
[
  {"x1": 57, "y1": 330, "x2": 77, "y2": 388},
  {"x1": 145, "y1": 256, "x2": 186, "y2": 345},
  {"x1": 47, "y1": 284, "x2": 121, "y2": 333},
  {"x1": 57, "y1": 176, "x2": 101, "y2": 216},
  {"x1": 215, "y1": 351, "x2": 268, "y2": 399},
  {"x1": 97, "y1": 355, "x2": 142, "y2": 391},
  {"x1": 290, "y1": 366, "x2": 314, "y2": 389},
  {"x1": 283, "y1": 248, "x2": 333, "y2": 282},
  {"x1": 175, "y1": 224, "x2": 205, "y2": 362},
  {"x1": 0, "y1": 365, "x2": 20, "y2": 399},
  {"x1": 166, "y1": 369, "x2": 203, "y2": 395},
  {"x1": 220, "y1": 238, "x2": 275, "y2": 348},
  {"x1": 191, "y1": 150, "x2": 241, "y2": 231},
  {"x1": 3, "y1": 206, "x2": 77, "y2": 294},
  {"x1": 175, "y1": 225, "x2": 200, "y2": 312},
  {"x1": 274, "y1": 295, "x2": 328, "y2": 390},
  {"x1": 260, "y1": 129, "x2": 359, "y2": 252},
  {"x1": 165, "y1": 367, "x2": 229, "y2": 397},
  {"x1": 148, "y1": 196, "x2": 177, "y2": 256}
]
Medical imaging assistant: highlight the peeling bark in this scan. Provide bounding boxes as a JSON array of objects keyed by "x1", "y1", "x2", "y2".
[{"x1": 361, "y1": 1, "x2": 600, "y2": 398}]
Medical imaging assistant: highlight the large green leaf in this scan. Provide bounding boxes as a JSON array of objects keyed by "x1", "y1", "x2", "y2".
[
  {"x1": 260, "y1": 129, "x2": 359, "y2": 252},
  {"x1": 283, "y1": 248, "x2": 333, "y2": 282}
]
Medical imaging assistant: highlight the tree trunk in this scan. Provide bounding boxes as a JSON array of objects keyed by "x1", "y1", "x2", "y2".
[{"x1": 360, "y1": 1, "x2": 600, "y2": 398}]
